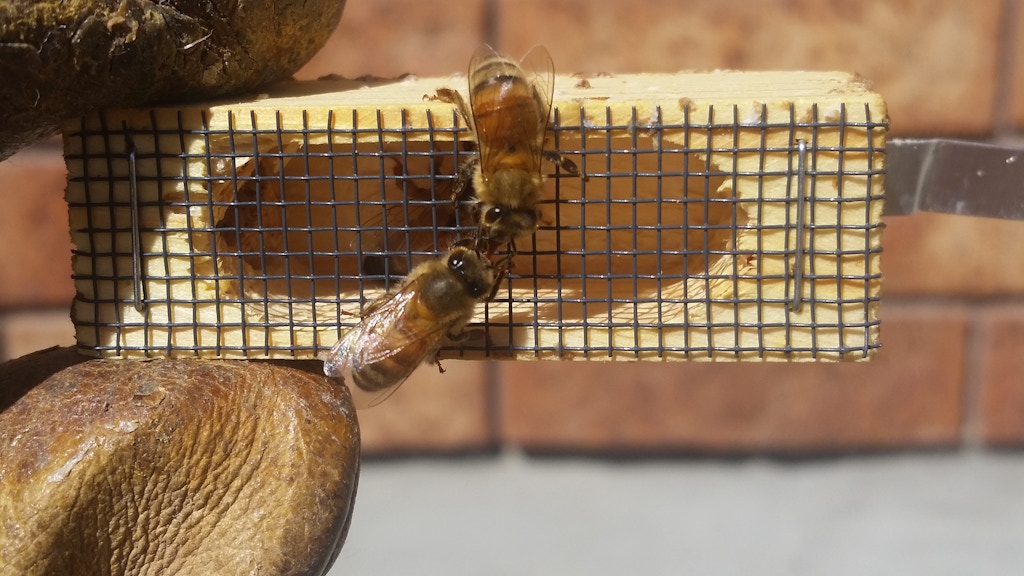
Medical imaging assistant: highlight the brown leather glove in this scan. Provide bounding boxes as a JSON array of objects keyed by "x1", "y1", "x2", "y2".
[
  {"x1": 0, "y1": 0, "x2": 345, "y2": 159},
  {"x1": 0, "y1": 348, "x2": 360, "y2": 576}
]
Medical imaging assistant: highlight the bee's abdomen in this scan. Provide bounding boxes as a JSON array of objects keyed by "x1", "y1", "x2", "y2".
[
  {"x1": 469, "y1": 56, "x2": 522, "y2": 94},
  {"x1": 350, "y1": 363, "x2": 398, "y2": 392},
  {"x1": 351, "y1": 340, "x2": 430, "y2": 392},
  {"x1": 470, "y1": 61, "x2": 543, "y2": 149}
]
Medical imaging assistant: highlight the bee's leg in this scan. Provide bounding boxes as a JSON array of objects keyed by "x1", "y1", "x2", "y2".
[
  {"x1": 432, "y1": 351, "x2": 447, "y2": 375},
  {"x1": 541, "y1": 150, "x2": 582, "y2": 177},
  {"x1": 503, "y1": 239, "x2": 519, "y2": 264},
  {"x1": 472, "y1": 225, "x2": 496, "y2": 257},
  {"x1": 337, "y1": 308, "x2": 361, "y2": 327},
  {"x1": 453, "y1": 236, "x2": 476, "y2": 250},
  {"x1": 485, "y1": 248, "x2": 515, "y2": 302},
  {"x1": 431, "y1": 87, "x2": 472, "y2": 126},
  {"x1": 447, "y1": 326, "x2": 492, "y2": 350},
  {"x1": 485, "y1": 271, "x2": 504, "y2": 303},
  {"x1": 431, "y1": 88, "x2": 479, "y2": 203},
  {"x1": 450, "y1": 156, "x2": 480, "y2": 205}
]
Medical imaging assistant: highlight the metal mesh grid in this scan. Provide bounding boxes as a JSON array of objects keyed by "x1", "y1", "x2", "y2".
[{"x1": 63, "y1": 97, "x2": 886, "y2": 361}]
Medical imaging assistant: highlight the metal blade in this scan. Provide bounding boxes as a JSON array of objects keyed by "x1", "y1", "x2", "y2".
[{"x1": 885, "y1": 138, "x2": 1024, "y2": 219}]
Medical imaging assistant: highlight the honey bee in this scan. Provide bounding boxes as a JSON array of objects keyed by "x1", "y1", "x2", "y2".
[
  {"x1": 433, "y1": 45, "x2": 579, "y2": 263},
  {"x1": 322, "y1": 245, "x2": 495, "y2": 406}
]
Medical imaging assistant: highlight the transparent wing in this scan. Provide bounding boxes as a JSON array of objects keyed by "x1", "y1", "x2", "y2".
[
  {"x1": 469, "y1": 45, "x2": 554, "y2": 177},
  {"x1": 322, "y1": 275, "x2": 454, "y2": 404},
  {"x1": 518, "y1": 44, "x2": 556, "y2": 147}
]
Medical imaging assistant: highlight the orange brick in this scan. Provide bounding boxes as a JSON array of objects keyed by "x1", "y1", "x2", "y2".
[
  {"x1": 296, "y1": 0, "x2": 487, "y2": 80},
  {"x1": 882, "y1": 213, "x2": 1024, "y2": 296},
  {"x1": 499, "y1": 304, "x2": 966, "y2": 453},
  {"x1": 357, "y1": 360, "x2": 495, "y2": 454},
  {"x1": 0, "y1": 147, "x2": 75, "y2": 308},
  {"x1": 978, "y1": 304, "x2": 1024, "y2": 445},
  {"x1": 1011, "y1": 7, "x2": 1024, "y2": 129},
  {"x1": 0, "y1": 309, "x2": 75, "y2": 362},
  {"x1": 496, "y1": 0, "x2": 1001, "y2": 136}
]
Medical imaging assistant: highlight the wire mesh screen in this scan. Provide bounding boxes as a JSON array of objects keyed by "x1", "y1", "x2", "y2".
[{"x1": 61, "y1": 73, "x2": 887, "y2": 361}]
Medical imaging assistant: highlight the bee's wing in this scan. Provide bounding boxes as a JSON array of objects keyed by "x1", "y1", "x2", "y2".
[
  {"x1": 323, "y1": 277, "x2": 455, "y2": 405},
  {"x1": 518, "y1": 45, "x2": 556, "y2": 146},
  {"x1": 359, "y1": 278, "x2": 454, "y2": 361},
  {"x1": 323, "y1": 290, "x2": 410, "y2": 380},
  {"x1": 469, "y1": 45, "x2": 554, "y2": 176},
  {"x1": 322, "y1": 326, "x2": 359, "y2": 380}
]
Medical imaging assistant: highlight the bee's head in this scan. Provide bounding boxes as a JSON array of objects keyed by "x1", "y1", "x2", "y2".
[
  {"x1": 475, "y1": 168, "x2": 542, "y2": 243},
  {"x1": 445, "y1": 246, "x2": 495, "y2": 300},
  {"x1": 478, "y1": 204, "x2": 538, "y2": 245}
]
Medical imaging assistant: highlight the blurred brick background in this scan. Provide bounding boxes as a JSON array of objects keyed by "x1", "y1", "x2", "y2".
[{"x1": 2, "y1": 0, "x2": 1023, "y2": 455}]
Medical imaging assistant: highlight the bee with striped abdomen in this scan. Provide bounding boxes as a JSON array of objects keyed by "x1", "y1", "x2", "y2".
[
  {"x1": 432, "y1": 45, "x2": 578, "y2": 264},
  {"x1": 322, "y1": 245, "x2": 495, "y2": 406}
]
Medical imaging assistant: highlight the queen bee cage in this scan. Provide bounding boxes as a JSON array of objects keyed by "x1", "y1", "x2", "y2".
[{"x1": 61, "y1": 71, "x2": 886, "y2": 362}]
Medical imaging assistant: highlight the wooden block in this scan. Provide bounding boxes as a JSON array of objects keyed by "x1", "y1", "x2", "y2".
[{"x1": 61, "y1": 71, "x2": 887, "y2": 361}]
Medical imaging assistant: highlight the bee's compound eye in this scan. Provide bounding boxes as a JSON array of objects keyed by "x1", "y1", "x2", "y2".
[
  {"x1": 484, "y1": 206, "x2": 504, "y2": 224},
  {"x1": 448, "y1": 253, "x2": 466, "y2": 275}
]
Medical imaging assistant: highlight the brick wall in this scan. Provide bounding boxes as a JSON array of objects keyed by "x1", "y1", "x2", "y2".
[{"x1": 3, "y1": 0, "x2": 1023, "y2": 454}]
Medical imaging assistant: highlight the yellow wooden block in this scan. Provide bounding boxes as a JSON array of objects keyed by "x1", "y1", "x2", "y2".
[{"x1": 62, "y1": 71, "x2": 887, "y2": 361}]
